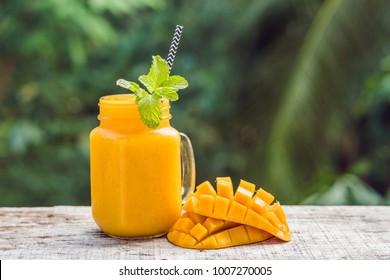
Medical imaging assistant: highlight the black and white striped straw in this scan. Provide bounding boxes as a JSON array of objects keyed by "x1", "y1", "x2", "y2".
[{"x1": 167, "y1": 25, "x2": 183, "y2": 70}]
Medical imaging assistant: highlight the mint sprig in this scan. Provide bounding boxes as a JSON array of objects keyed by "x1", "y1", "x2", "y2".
[{"x1": 117, "y1": 55, "x2": 188, "y2": 129}]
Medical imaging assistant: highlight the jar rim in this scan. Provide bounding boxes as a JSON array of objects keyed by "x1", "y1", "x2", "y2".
[
  {"x1": 97, "y1": 94, "x2": 171, "y2": 123},
  {"x1": 99, "y1": 94, "x2": 136, "y2": 106},
  {"x1": 99, "y1": 94, "x2": 170, "y2": 108}
]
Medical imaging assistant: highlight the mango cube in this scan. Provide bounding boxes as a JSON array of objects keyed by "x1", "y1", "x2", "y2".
[
  {"x1": 216, "y1": 178, "x2": 234, "y2": 200},
  {"x1": 196, "y1": 181, "x2": 217, "y2": 196},
  {"x1": 190, "y1": 223, "x2": 208, "y2": 242},
  {"x1": 213, "y1": 196, "x2": 230, "y2": 219}
]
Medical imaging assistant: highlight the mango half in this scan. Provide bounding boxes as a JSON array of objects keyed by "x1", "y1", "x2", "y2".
[{"x1": 167, "y1": 177, "x2": 291, "y2": 249}]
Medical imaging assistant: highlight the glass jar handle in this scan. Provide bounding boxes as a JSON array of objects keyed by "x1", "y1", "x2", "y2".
[{"x1": 180, "y1": 132, "x2": 195, "y2": 203}]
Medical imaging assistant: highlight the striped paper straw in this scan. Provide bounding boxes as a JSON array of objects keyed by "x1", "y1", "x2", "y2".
[{"x1": 167, "y1": 25, "x2": 183, "y2": 70}]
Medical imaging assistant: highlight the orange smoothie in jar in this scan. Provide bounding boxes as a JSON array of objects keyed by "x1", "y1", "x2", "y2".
[{"x1": 90, "y1": 94, "x2": 183, "y2": 238}]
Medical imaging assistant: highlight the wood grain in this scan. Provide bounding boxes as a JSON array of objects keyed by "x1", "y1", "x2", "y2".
[{"x1": 0, "y1": 206, "x2": 389, "y2": 260}]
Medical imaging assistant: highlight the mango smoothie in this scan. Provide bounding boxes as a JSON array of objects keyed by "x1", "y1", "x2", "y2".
[{"x1": 90, "y1": 94, "x2": 183, "y2": 238}]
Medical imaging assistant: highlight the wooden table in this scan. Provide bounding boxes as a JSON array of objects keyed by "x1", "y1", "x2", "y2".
[{"x1": 0, "y1": 206, "x2": 389, "y2": 260}]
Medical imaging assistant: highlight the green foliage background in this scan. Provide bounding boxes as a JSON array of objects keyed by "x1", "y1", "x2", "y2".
[{"x1": 1, "y1": 0, "x2": 389, "y2": 206}]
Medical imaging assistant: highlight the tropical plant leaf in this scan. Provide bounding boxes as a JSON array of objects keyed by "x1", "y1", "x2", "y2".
[{"x1": 265, "y1": 0, "x2": 390, "y2": 202}]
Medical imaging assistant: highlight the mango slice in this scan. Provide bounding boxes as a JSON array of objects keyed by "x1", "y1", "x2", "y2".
[{"x1": 168, "y1": 177, "x2": 291, "y2": 249}]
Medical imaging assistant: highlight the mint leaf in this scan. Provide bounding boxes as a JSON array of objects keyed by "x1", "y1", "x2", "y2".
[
  {"x1": 161, "y1": 75, "x2": 189, "y2": 91},
  {"x1": 116, "y1": 55, "x2": 189, "y2": 129},
  {"x1": 155, "y1": 87, "x2": 179, "y2": 101},
  {"x1": 139, "y1": 55, "x2": 170, "y2": 93},
  {"x1": 135, "y1": 88, "x2": 148, "y2": 103},
  {"x1": 127, "y1": 81, "x2": 148, "y2": 103},
  {"x1": 138, "y1": 75, "x2": 154, "y2": 93},
  {"x1": 116, "y1": 79, "x2": 131, "y2": 89},
  {"x1": 152, "y1": 55, "x2": 170, "y2": 86},
  {"x1": 137, "y1": 94, "x2": 162, "y2": 129},
  {"x1": 128, "y1": 81, "x2": 140, "y2": 92}
]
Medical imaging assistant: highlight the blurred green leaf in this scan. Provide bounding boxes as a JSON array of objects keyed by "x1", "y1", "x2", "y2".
[
  {"x1": 301, "y1": 174, "x2": 385, "y2": 205},
  {"x1": 88, "y1": 0, "x2": 166, "y2": 14},
  {"x1": 9, "y1": 121, "x2": 44, "y2": 154}
]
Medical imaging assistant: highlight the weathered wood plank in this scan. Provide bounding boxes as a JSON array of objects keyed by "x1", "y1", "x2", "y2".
[{"x1": 0, "y1": 206, "x2": 389, "y2": 260}]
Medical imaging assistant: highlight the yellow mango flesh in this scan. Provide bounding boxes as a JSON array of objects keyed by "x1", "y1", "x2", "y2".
[{"x1": 168, "y1": 177, "x2": 291, "y2": 249}]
